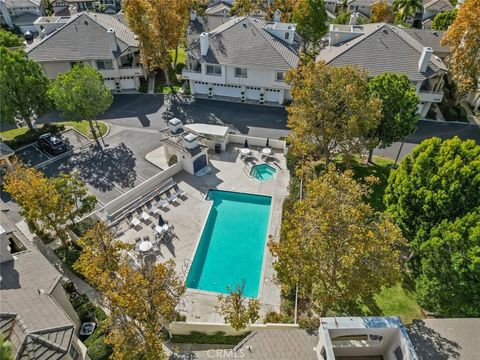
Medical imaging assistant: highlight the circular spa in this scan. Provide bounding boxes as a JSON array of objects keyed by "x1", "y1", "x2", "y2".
[{"x1": 249, "y1": 163, "x2": 277, "y2": 181}]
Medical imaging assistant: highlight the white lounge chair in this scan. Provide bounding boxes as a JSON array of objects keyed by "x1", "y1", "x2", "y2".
[
  {"x1": 166, "y1": 190, "x2": 178, "y2": 203},
  {"x1": 173, "y1": 184, "x2": 186, "y2": 198}
]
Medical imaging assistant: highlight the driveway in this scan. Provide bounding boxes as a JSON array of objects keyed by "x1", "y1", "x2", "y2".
[{"x1": 39, "y1": 94, "x2": 290, "y2": 138}]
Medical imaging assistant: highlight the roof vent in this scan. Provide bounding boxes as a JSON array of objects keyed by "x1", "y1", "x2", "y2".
[
  {"x1": 168, "y1": 118, "x2": 183, "y2": 134},
  {"x1": 84, "y1": 19, "x2": 88, "y2": 25},
  {"x1": 242, "y1": 23, "x2": 247, "y2": 28},
  {"x1": 382, "y1": 28, "x2": 388, "y2": 34}
]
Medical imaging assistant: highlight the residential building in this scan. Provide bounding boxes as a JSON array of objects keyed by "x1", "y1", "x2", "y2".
[
  {"x1": 420, "y1": 0, "x2": 453, "y2": 22},
  {"x1": 347, "y1": 0, "x2": 394, "y2": 19},
  {"x1": 26, "y1": 12, "x2": 146, "y2": 91},
  {"x1": 408, "y1": 318, "x2": 480, "y2": 360},
  {"x1": 0, "y1": 202, "x2": 89, "y2": 360},
  {"x1": 183, "y1": 15, "x2": 301, "y2": 105},
  {"x1": 317, "y1": 23, "x2": 448, "y2": 117},
  {"x1": 0, "y1": 0, "x2": 44, "y2": 33},
  {"x1": 51, "y1": 0, "x2": 120, "y2": 15},
  {"x1": 188, "y1": 1, "x2": 232, "y2": 46}
]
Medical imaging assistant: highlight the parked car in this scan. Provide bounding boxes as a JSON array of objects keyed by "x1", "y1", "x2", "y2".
[{"x1": 38, "y1": 133, "x2": 67, "y2": 155}]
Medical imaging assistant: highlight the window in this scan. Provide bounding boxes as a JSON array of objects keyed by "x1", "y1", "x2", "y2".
[
  {"x1": 275, "y1": 71, "x2": 286, "y2": 82},
  {"x1": 234, "y1": 67, "x2": 247, "y2": 78},
  {"x1": 69, "y1": 344, "x2": 80, "y2": 360},
  {"x1": 96, "y1": 60, "x2": 114, "y2": 70},
  {"x1": 394, "y1": 346, "x2": 404, "y2": 360},
  {"x1": 206, "y1": 65, "x2": 222, "y2": 76},
  {"x1": 285, "y1": 32, "x2": 290, "y2": 40}
]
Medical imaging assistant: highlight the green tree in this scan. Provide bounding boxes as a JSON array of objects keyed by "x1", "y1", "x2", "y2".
[
  {"x1": 332, "y1": 11, "x2": 351, "y2": 24},
  {"x1": 230, "y1": 0, "x2": 260, "y2": 15},
  {"x1": 441, "y1": 0, "x2": 480, "y2": 93},
  {"x1": 0, "y1": 29, "x2": 23, "y2": 48},
  {"x1": 218, "y1": 281, "x2": 260, "y2": 331},
  {"x1": 286, "y1": 61, "x2": 381, "y2": 167},
  {"x1": 54, "y1": 172, "x2": 97, "y2": 225},
  {"x1": 75, "y1": 222, "x2": 185, "y2": 360},
  {"x1": 0, "y1": 48, "x2": 51, "y2": 129},
  {"x1": 269, "y1": 166, "x2": 405, "y2": 316},
  {"x1": 367, "y1": 72, "x2": 420, "y2": 162},
  {"x1": 415, "y1": 210, "x2": 480, "y2": 317},
  {"x1": 293, "y1": 0, "x2": 328, "y2": 53},
  {"x1": 384, "y1": 137, "x2": 480, "y2": 250},
  {"x1": 48, "y1": 65, "x2": 113, "y2": 137},
  {"x1": 0, "y1": 335, "x2": 13, "y2": 360},
  {"x1": 4, "y1": 161, "x2": 72, "y2": 248},
  {"x1": 392, "y1": 0, "x2": 422, "y2": 23},
  {"x1": 432, "y1": 9, "x2": 457, "y2": 30}
]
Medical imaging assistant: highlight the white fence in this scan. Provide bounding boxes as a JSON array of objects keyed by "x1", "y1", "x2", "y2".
[
  {"x1": 228, "y1": 134, "x2": 287, "y2": 153},
  {"x1": 168, "y1": 321, "x2": 299, "y2": 336}
]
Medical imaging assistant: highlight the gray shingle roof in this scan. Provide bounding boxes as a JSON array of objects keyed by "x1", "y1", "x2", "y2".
[
  {"x1": 27, "y1": 12, "x2": 138, "y2": 62},
  {"x1": 422, "y1": 0, "x2": 454, "y2": 11},
  {"x1": 403, "y1": 28, "x2": 449, "y2": 54},
  {"x1": 317, "y1": 23, "x2": 447, "y2": 81},
  {"x1": 0, "y1": 206, "x2": 75, "y2": 359},
  {"x1": 3, "y1": 0, "x2": 40, "y2": 8},
  {"x1": 233, "y1": 329, "x2": 318, "y2": 360},
  {"x1": 188, "y1": 16, "x2": 301, "y2": 71},
  {"x1": 408, "y1": 319, "x2": 480, "y2": 360}
]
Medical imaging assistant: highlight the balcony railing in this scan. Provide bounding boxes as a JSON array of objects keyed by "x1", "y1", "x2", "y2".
[{"x1": 419, "y1": 90, "x2": 444, "y2": 103}]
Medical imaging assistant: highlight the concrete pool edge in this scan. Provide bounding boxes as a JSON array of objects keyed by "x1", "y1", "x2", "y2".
[{"x1": 185, "y1": 188, "x2": 273, "y2": 299}]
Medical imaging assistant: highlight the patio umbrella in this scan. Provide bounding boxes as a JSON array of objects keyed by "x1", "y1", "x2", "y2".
[
  {"x1": 244, "y1": 139, "x2": 249, "y2": 148},
  {"x1": 266, "y1": 138, "x2": 270, "y2": 148},
  {"x1": 158, "y1": 215, "x2": 165, "y2": 226}
]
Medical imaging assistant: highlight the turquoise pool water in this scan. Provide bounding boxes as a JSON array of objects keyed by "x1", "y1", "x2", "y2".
[
  {"x1": 250, "y1": 163, "x2": 277, "y2": 181},
  {"x1": 186, "y1": 190, "x2": 272, "y2": 298}
]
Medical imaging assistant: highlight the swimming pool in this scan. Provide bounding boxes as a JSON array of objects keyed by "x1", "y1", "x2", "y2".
[
  {"x1": 250, "y1": 163, "x2": 277, "y2": 181},
  {"x1": 186, "y1": 190, "x2": 272, "y2": 298}
]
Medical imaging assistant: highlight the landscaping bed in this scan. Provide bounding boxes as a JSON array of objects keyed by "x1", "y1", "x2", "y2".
[
  {"x1": 0, "y1": 121, "x2": 108, "y2": 149},
  {"x1": 171, "y1": 331, "x2": 248, "y2": 345}
]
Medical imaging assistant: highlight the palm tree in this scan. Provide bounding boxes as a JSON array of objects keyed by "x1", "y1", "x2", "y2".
[{"x1": 392, "y1": 0, "x2": 422, "y2": 23}]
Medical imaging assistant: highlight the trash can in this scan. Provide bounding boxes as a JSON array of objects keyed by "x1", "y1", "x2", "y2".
[{"x1": 215, "y1": 143, "x2": 221, "y2": 153}]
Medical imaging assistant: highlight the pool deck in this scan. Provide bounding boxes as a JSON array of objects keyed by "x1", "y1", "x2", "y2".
[{"x1": 117, "y1": 144, "x2": 289, "y2": 322}]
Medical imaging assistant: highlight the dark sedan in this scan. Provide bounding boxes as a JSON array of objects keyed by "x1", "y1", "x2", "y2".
[{"x1": 38, "y1": 133, "x2": 68, "y2": 155}]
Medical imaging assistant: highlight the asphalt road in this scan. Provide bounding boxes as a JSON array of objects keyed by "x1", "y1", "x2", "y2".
[{"x1": 40, "y1": 94, "x2": 290, "y2": 138}]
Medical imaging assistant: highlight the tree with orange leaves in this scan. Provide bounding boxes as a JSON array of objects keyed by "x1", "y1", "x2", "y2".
[
  {"x1": 371, "y1": 0, "x2": 395, "y2": 22},
  {"x1": 441, "y1": 0, "x2": 480, "y2": 93},
  {"x1": 123, "y1": 0, "x2": 194, "y2": 87}
]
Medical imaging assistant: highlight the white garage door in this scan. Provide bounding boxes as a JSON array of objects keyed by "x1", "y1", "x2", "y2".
[
  {"x1": 246, "y1": 87, "x2": 261, "y2": 101},
  {"x1": 193, "y1": 81, "x2": 209, "y2": 94},
  {"x1": 213, "y1": 84, "x2": 242, "y2": 98},
  {"x1": 104, "y1": 80, "x2": 116, "y2": 90},
  {"x1": 120, "y1": 78, "x2": 136, "y2": 89},
  {"x1": 265, "y1": 89, "x2": 281, "y2": 103}
]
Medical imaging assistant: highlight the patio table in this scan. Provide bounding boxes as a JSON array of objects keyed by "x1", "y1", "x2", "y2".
[
  {"x1": 138, "y1": 241, "x2": 153, "y2": 252},
  {"x1": 262, "y1": 148, "x2": 272, "y2": 156},
  {"x1": 240, "y1": 148, "x2": 251, "y2": 155}
]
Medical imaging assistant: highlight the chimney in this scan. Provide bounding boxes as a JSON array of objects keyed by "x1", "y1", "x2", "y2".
[
  {"x1": 69, "y1": 5, "x2": 77, "y2": 15},
  {"x1": 418, "y1": 47, "x2": 433, "y2": 73},
  {"x1": 349, "y1": 12, "x2": 358, "y2": 25},
  {"x1": 168, "y1": 118, "x2": 183, "y2": 134},
  {"x1": 107, "y1": 28, "x2": 118, "y2": 52},
  {"x1": 200, "y1": 32, "x2": 209, "y2": 56},
  {"x1": 190, "y1": 9, "x2": 197, "y2": 21},
  {"x1": 183, "y1": 133, "x2": 199, "y2": 150},
  {"x1": 273, "y1": 9, "x2": 281, "y2": 22}
]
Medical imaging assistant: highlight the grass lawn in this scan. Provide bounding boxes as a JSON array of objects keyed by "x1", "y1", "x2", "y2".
[
  {"x1": 169, "y1": 46, "x2": 186, "y2": 67},
  {"x1": 373, "y1": 283, "x2": 424, "y2": 325},
  {"x1": 0, "y1": 127, "x2": 29, "y2": 141},
  {"x1": 154, "y1": 71, "x2": 182, "y2": 94},
  {"x1": 350, "y1": 156, "x2": 394, "y2": 211},
  {"x1": 60, "y1": 121, "x2": 108, "y2": 139},
  {"x1": 0, "y1": 121, "x2": 107, "y2": 142}
]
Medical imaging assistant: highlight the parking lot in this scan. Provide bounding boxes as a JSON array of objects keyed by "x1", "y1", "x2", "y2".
[
  {"x1": 40, "y1": 128, "x2": 164, "y2": 206},
  {"x1": 14, "y1": 129, "x2": 90, "y2": 167}
]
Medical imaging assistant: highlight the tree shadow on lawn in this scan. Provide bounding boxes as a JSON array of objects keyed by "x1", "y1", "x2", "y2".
[{"x1": 57, "y1": 142, "x2": 137, "y2": 192}]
